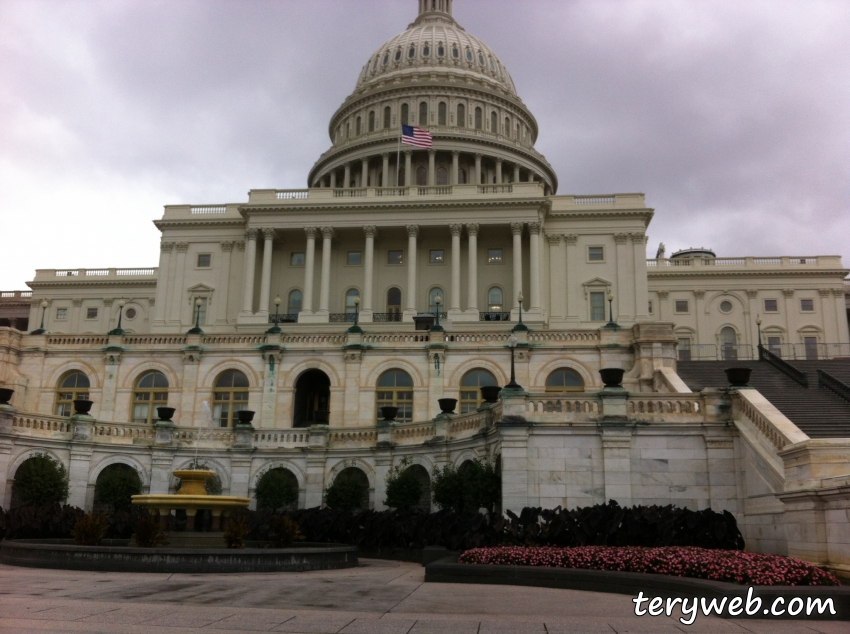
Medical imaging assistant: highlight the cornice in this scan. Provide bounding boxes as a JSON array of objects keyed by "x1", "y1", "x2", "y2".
[
  {"x1": 28, "y1": 279, "x2": 158, "y2": 289},
  {"x1": 648, "y1": 268, "x2": 849, "y2": 280},
  {"x1": 239, "y1": 197, "x2": 546, "y2": 216},
  {"x1": 548, "y1": 208, "x2": 654, "y2": 222},
  {"x1": 153, "y1": 219, "x2": 246, "y2": 229}
]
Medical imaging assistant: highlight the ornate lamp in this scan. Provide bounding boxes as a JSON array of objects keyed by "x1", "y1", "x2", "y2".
[
  {"x1": 430, "y1": 295, "x2": 444, "y2": 332},
  {"x1": 512, "y1": 291, "x2": 528, "y2": 332},
  {"x1": 30, "y1": 300, "x2": 49, "y2": 335},
  {"x1": 266, "y1": 296, "x2": 283, "y2": 334},
  {"x1": 604, "y1": 291, "x2": 619, "y2": 329},
  {"x1": 348, "y1": 295, "x2": 362, "y2": 333},
  {"x1": 187, "y1": 298, "x2": 204, "y2": 335},
  {"x1": 109, "y1": 300, "x2": 127, "y2": 336},
  {"x1": 504, "y1": 333, "x2": 522, "y2": 390}
]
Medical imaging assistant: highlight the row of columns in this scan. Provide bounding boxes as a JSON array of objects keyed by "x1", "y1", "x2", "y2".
[{"x1": 240, "y1": 223, "x2": 543, "y2": 319}]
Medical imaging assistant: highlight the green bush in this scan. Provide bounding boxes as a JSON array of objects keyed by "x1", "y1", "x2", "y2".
[
  {"x1": 268, "y1": 515, "x2": 304, "y2": 548},
  {"x1": 432, "y1": 459, "x2": 500, "y2": 513},
  {"x1": 133, "y1": 511, "x2": 168, "y2": 548},
  {"x1": 94, "y1": 464, "x2": 142, "y2": 512},
  {"x1": 324, "y1": 468, "x2": 369, "y2": 511},
  {"x1": 11, "y1": 454, "x2": 69, "y2": 507},
  {"x1": 383, "y1": 458, "x2": 422, "y2": 511},
  {"x1": 71, "y1": 512, "x2": 109, "y2": 546},
  {"x1": 255, "y1": 468, "x2": 298, "y2": 511},
  {"x1": 224, "y1": 516, "x2": 249, "y2": 549}
]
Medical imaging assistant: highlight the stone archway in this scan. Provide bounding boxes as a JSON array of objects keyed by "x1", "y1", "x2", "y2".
[
  {"x1": 404, "y1": 464, "x2": 431, "y2": 512},
  {"x1": 293, "y1": 369, "x2": 331, "y2": 427}
]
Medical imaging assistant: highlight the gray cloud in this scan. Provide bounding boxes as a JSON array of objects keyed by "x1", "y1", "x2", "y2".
[{"x1": 0, "y1": 0, "x2": 848, "y2": 288}]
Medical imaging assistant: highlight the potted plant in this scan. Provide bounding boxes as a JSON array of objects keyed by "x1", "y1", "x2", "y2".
[
  {"x1": 379, "y1": 406, "x2": 398, "y2": 422},
  {"x1": 437, "y1": 398, "x2": 458, "y2": 414},
  {"x1": 156, "y1": 406, "x2": 176, "y2": 423},
  {"x1": 724, "y1": 367, "x2": 752, "y2": 387},
  {"x1": 236, "y1": 410, "x2": 255, "y2": 426},
  {"x1": 72, "y1": 399, "x2": 94, "y2": 415},
  {"x1": 480, "y1": 386, "x2": 502, "y2": 403},
  {"x1": 0, "y1": 388, "x2": 13, "y2": 405},
  {"x1": 598, "y1": 368, "x2": 625, "y2": 388}
]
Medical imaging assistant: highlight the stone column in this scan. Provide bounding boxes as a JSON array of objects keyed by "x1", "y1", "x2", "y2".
[
  {"x1": 362, "y1": 226, "x2": 376, "y2": 321},
  {"x1": 428, "y1": 149, "x2": 436, "y2": 186},
  {"x1": 657, "y1": 290, "x2": 669, "y2": 321},
  {"x1": 528, "y1": 222, "x2": 541, "y2": 313},
  {"x1": 450, "y1": 224, "x2": 463, "y2": 313},
  {"x1": 527, "y1": 170, "x2": 535, "y2": 183},
  {"x1": 149, "y1": 452, "x2": 175, "y2": 495},
  {"x1": 404, "y1": 151, "x2": 412, "y2": 186},
  {"x1": 404, "y1": 226, "x2": 419, "y2": 317},
  {"x1": 382, "y1": 153, "x2": 389, "y2": 188},
  {"x1": 153, "y1": 242, "x2": 173, "y2": 325},
  {"x1": 258, "y1": 228, "x2": 275, "y2": 317},
  {"x1": 318, "y1": 226, "x2": 334, "y2": 314},
  {"x1": 302, "y1": 227, "x2": 317, "y2": 314},
  {"x1": 693, "y1": 290, "x2": 705, "y2": 344},
  {"x1": 513, "y1": 164, "x2": 520, "y2": 182},
  {"x1": 466, "y1": 223, "x2": 479, "y2": 312},
  {"x1": 170, "y1": 243, "x2": 189, "y2": 322},
  {"x1": 820, "y1": 289, "x2": 836, "y2": 342},
  {"x1": 361, "y1": 159, "x2": 368, "y2": 188},
  {"x1": 329, "y1": 170, "x2": 337, "y2": 189},
  {"x1": 835, "y1": 289, "x2": 850, "y2": 343},
  {"x1": 495, "y1": 158, "x2": 503, "y2": 184},
  {"x1": 241, "y1": 229, "x2": 258, "y2": 315},
  {"x1": 631, "y1": 232, "x2": 649, "y2": 320},
  {"x1": 564, "y1": 234, "x2": 579, "y2": 322},
  {"x1": 217, "y1": 241, "x2": 234, "y2": 324},
  {"x1": 304, "y1": 456, "x2": 326, "y2": 509},
  {"x1": 511, "y1": 222, "x2": 523, "y2": 310},
  {"x1": 343, "y1": 162, "x2": 351, "y2": 188},
  {"x1": 451, "y1": 151, "x2": 459, "y2": 185},
  {"x1": 474, "y1": 153, "x2": 482, "y2": 185},
  {"x1": 547, "y1": 234, "x2": 564, "y2": 321},
  {"x1": 601, "y1": 431, "x2": 633, "y2": 506},
  {"x1": 614, "y1": 233, "x2": 629, "y2": 321},
  {"x1": 746, "y1": 289, "x2": 759, "y2": 347},
  {"x1": 67, "y1": 446, "x2": 93, "y2": 509},
  {"x1": 498, "y1": 415, "x2": 531, "y2": 512},
  {"x1": 0, "y1": 436, "x2": 12, "y2": 509}
]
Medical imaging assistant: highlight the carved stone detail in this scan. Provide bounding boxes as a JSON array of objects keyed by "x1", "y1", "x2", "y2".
[
  {"x1": 245, "y1": 228, "x2": 259, "y2": 241},
  {"x1": 510, "y1": 222, "x2": 524, "y2": 236},
  {"x1": 449, "y1": 224, "x2": 463, "y2": 237},
  {"x1": 746, "y1": 289, "x2": 758, "y2": 298},
  {"x1": 783, "y1": 288, "x2": 795, "y2": 297},
  {"x1": 406, "y1": 225, "x2": 420, "y2": 238},
  {"x1": 304, "y1": 226, "x2": 318, "y2": 240},
  {"x1": 262, "y1": 228, "x2": 276, "y2": 241},
  {"x1": 466, "y1": 223, "x2": 479, "y2": 236},
  {"x1": 176, "y1": 242, "x2": 189, "y2": 253},
  {"x1": 72, "y1": 298, "x2": 82, "y2": 307},
  {"x1": 657, "y1": 291, "x2": 669, "y2": 299},
  {"x1": 320, "y1": 226, "x2": 335, "y2": 240},
  {"x1": 614, "y1": 233, "x2": 629, "y2": 244},
  {"x1": 630, "y1": 232, "x2": 646, "y2": 243},
  {"x1": 235, "y1": 241, "x2": 245, "y2": 252},
  {"x1": 693, "y1": 290, "x2": 705, "y2": 299},
  {"x1": 363, "y1": 225, "x2": 377, "y2": 238},
  {"x1": 160, "y1": 242, "x2": 175, "y2": 252},
  {"x1": 527, "y1": 222, "x2": 541, "y2": 235},
  {"x1": 564, "y1": 234, "x2": 578, "y2": 245},
  {"x1": 220, "y1": 241, "x2": 234, "y2": 252}
]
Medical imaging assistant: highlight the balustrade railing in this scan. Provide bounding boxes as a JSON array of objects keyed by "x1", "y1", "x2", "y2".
[
  {"x1": 268, "y1": 313, "x2": 300, "y2": 324},
  {"x1": 817, "y1": 369, "x2": 850, "y2": 404},
  {"x1": 0, "y1": 291, "x2": 32, "y2": 299},
  {"x1": 92, "y1": 422, "x2": 155, "y2": 441},
  {"x1": 371, "y1": 312, "x2": 403, "y2": 322},
  {"x1": 11, "y1": 414, "x2": 74, "y2": 434},
  {"x1": 734, "y1": 389, "x2": 808, "y2": 450},
  {"x1": 758, "y1": 345, "x2": 809, "y2": 387},
  {"x1": 479, "y1": 311, "x2": 511, "y2": 322}
]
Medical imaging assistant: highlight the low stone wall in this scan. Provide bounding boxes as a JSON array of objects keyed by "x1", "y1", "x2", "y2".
[{"x1": 0, "y1": 540, "x2": 357, "y2": 573}]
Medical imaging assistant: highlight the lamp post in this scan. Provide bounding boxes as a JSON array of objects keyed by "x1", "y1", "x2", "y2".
[
  {"x1": 512, "y1": 292, "x2": 528, "y2": 332},
  {"x1": 430, "y1": 295, "x2": 444, "y2": 332},
  {"x1": 109, "y1": 300, "x2": 126, "y2": 336},
  {"x1": 505, "y1": 333, "x2": 522, "y2": 390},
  {"x1": 604, "y1": 291, "x2": 618, "y2": 329},
  {"x1": 266, "y1": 296, "x2": 283, "y2": 334},
  {"x1": 187, "y1": 298, "x2": 204, "y2": 335},
  {"x1": 347, "y1": 295, "x2": 362, "y2": 333},
  {"x1": 756, "y1": 316, "x2": 763, "y2": 358},
  {"x1": 30, "y1": 300, "x2": 49, "y2": 335}
]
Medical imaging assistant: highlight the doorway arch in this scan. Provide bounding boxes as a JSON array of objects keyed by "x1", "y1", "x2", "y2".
[{"x1": 293, "y1": 369, "x2": 331, "y2": 427}]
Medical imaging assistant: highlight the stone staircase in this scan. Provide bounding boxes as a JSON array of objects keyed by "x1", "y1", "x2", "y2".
[{"x1": 677, "y1": 359, "x2": 850, "y2": 439}]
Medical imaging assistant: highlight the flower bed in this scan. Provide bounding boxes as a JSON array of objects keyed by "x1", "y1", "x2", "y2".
[{"x1": 459, "y1": 546, "x2": 840, "y2": 586}]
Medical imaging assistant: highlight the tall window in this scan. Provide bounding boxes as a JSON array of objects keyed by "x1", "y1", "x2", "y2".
[
  {"x1": 720, "y1": 327, "x2": 738, "y2": 361},
  {"x1": 677, "y1": 338, "x2": 692, "y2": 361},
  {"x1": 383, "y1": 106, "x2": 392, "y2": 129},
  {"x1": 387, "y1": 287, "x2": 402, "y2": 316},
  {"x1": 376, "y1": 369, "x2": 413, "y2": 423},
  {"x1": 419, "y1": 101, "x2": 428, "y2": 127},
  {"x1": 55, "y1": 371, "x2": 90, "y2": 416},
  {"x1": 458, "y1": 168, "x2": 467, "y2": 184},
  {"x1": 545, "y1": 368, "x2": 584, "y2": 392},
  {"x1": 457, "y1": 103, "x2": 465, "y2": 128},
  {"x1": 488, "y1": 287, "x2": 503, "y2": 311},
  {"x1": 345, "y1": 289, "x2": 360, "y2": 316},
  {"x1": 490, "y1": 111, "x2": 497, "y2": 133},
  {"x1": 590, "y1": 292, "x2": 605, "y2": 321},
  {"x1": 504, "y1": 116, "x2": 510, "y2": 135},
  {"x1": 460, "y1": 369, "x2": 497, "y2": 413},
  {"x1": 436, "y1": 166, "x2": 448, "y2": 185},
  {"x1": 474, "y1": 107, "x2": 482, "y2": 129},
  {"x1": 213, "y1": 370, "x2": 249, "y2": 427},
  {"x1": 356, "y1": 116, "x2": 361, "y2": 135},
  {"x1": 416, "y1": 166, "x2": 427, "y2": 185},
  {"x1": 438, "y1": 102, "x2": 447, "y2": 125},
  {"x1": 401, "y1": 103, "x2": 409, "y2": 125},
  {"x1": 194, "y1": 297, "x2": 208, "y2": 325},
  {"x1": 288, "y1": 290, "x2": 303, "y2": 315},
  {"x1": 429, "y1": 287, "x2": 443, "y2": 313},
  {"x1": 368, "y1": 110, "x2": 375, "y2": 132},
  {"x1": 133, "y1": 371, "x2": 169, "y2": 424}
]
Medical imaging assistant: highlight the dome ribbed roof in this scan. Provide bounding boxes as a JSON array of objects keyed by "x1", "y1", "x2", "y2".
[{"x1": 355, "y1": 14, "x2": 517, "y2": 96}]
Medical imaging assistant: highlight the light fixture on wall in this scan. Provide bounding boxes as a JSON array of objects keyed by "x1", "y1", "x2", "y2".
[
  {"x1": 187, "y1": 298, "x2": 204, "y2": 335},
  {"x1": 512, "y1": 292, "x2": 528, "y2": 332},
  {"x1": 109, "y1": 300, "x2": 126, "y2": 336},
  {"x1": 30, "y1": 300, "x2": 49, "y2": 335},
  {"x1": 430, "y1": 295, "x2": 444, "y2": 332},
  {"x1": 504, "y1": 333, "x2": 522, "y2": 390},
  {"x1": 266, "y1": 296, "x2": 283, "y2": 334},
  {"x1": 604, "y1": 291, "x2": 619, "y2": 330},
  {"x1": 348, "y1": 295, "x2": 362, "y2": 334}
]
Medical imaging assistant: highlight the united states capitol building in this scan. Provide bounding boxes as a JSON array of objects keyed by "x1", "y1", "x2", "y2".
[{"x1": 2, "y1": 0, "x2": 850, "y2": 576}]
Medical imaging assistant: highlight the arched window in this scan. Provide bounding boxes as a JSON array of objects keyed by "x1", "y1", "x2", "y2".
[
  {"x1": 345, "y1": 289, "x2": 360, "y2": 315},
  {"x1": 376, "y1": 369, "x2": 413, "y2": 422},
  {"x1": 452, "y1": 44, "x2": 459, "y2": 59},
  {"x1": 465, "y1": 47, "x2": 473, "y2": 62},
  {"x1": 720, "y1": 327, "x2": 738, "y2": 361},
  {"x1": 408, "y1": 45, "x2": 416, "y2": 59},
  {"x1": 437, "y1": 43, "x2": 444, "y2": 57},
  {"x1": 416, "y1": 165, "x2": 427, "y2": 186},
  {"x1": 133, "y1": 371, "x2": 169, "y2": 424},
  {"x1": 395, "y1": 48, "x2": 402, "y2": 62},
  {"x1": 371, "y1": 56, "x2": 379, "y2": 72},
  {"x1": 383, "y1": 106, "x2": 392, "y2": 129},
  {"x1": 458, "y1": 168, "x2": 467, "y2": 184},
  {"x1": 457, "y1": 103, "x2": 465, "y2": 128},
  {"x1": 478, "y1": 51, "x2": 485, "y2": 65},
  {"x1": 505, "y1": 117, "x2": 510, "y2": 136},
  {"x1": 419, "y1": 101, "x2": 428, "y2": 127},
  {"x1": 545, "y1": 368, "x2": 584, "y2": 392},
  {"x1": 55, "y1": 371, "x2": 90, "y2": 416},
  {"x1": 387, "y1": 287, "x2": 402, "y2": 316},
  {"x1": 490, "y1": 111, "x2": 497, "y2": 133},
  {"x1": 382, "y1": 51, "x2": 390, "y2": 66},
  {"x1": 401, "y1": 103, "x2": 409, "y2": 126},
  {"x1": 429, "y1": 287, "x2": 443, "y2": 314},
  {"x1": 346, "y1": 122, "x2": 350, "y2": 139},
  {"x1": 460, "y1": 369, "x2": 498, "y2": 413},
  {"x1": 356, "y1": 116, "x2": 361, "y2": 136},
  {"x1": 474, "y1": 107, "x2": 482, "y2": 129},
  {"x1": 213, "y1": 370, "x2": 249, "y2": 427},
  {"x1": 368, "y1": 110, "x2": 375, "y2": 132},
  {"x1": 288, "y1": 290, "x2": 302, "y2": 316},
  {"x1": 422, "y1": 43, "x2": 430, "y2": 57},
  {"x1": 436, "y1": 166, "x2": 448, "y2": 185},
  {"x1": 488, "y1": 287, "x2": 503, "y2": 311},
  {"x1": 438, "y1": 101, "x2": 447, "y2": 125}
]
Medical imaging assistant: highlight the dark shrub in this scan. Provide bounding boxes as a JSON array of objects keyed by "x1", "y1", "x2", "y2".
[
  {"x1": 384, "y1": 458, "x2": 423, "y2": 511},
  {"x1": 432, "y1": 459, "x2": 500, "y2": 513},
  {"x1": 94, "y1": 464, "x2": 142, "y2": 512},
  {"x1": 324, "y1": 467, "x2": 369, "y2": 511},
  {"x1": 268, "y1": 515, "x2": 304, "y2": 547},
  {"x1": 2, "y1": 503, "x2": 85, "y2": 540},
  {"x1": 255, "y1": 468, "x2": 298, "y2": 511},
  {"x1": 133, "y1": 510, "x2": 168, "y2": 547},
  {"x1": 71, "y1": 513, "x2": 109, "y2": 546},
  {"x1": 11, "y1": 454, "x2": 69, "y2": 507},
  {"x1": 224, "y1": 516, "x2": 249, "y2": 548}
]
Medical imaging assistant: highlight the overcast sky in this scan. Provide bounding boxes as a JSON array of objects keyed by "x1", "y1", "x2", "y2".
[{"x1": 1, "y1": 0, "x2": 848, "y2": 289}]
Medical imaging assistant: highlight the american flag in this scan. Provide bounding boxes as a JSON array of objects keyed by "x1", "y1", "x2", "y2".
[{"x1": 401, "y1": 124, "x2": 433, "y2": 149}]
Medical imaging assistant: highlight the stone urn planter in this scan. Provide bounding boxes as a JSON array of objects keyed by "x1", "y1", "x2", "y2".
[
  {"x1": 379, "y1": 406, "x2": 398, "y2": 422},
  {"x1": 236, "y1": 410, "x2": 256, "y2": 425},
  {"x1": 156, "y1": 407, "x2": 176, "y2": 422},
  {"x1": 480, "y1": 386, "x2": 502, "y2": 403},
  {"x1": 72, "y1": 399, "x2": 94, "y2": 415},
  {"x1": 0, "y1": 388, "x2": 13, "y2": 405},
  {"x1": 599, "y1": 368, "x2": 625, "y2": 388},
  {"x1": 437, "y1": 398, "x2": 457, "y2": 414},
  {"x1": 724, "y1": 367, "x2": 752, "y2": 387},
  {"x1": 312, "y1": 409, "x2": 330, "y2": 424}
]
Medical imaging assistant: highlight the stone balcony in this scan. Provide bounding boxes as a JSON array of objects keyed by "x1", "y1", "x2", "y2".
[{"x1": 647, "y1": 255, "x2": 845, "y2": 271}]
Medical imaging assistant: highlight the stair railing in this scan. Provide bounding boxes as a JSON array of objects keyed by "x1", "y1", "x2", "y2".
[
  {"x1": 817, "y1": 369, "x2": 850, "y2": 404},
  {"x1": 758, "y1": 344, "x2": 809, "y2": 388}
]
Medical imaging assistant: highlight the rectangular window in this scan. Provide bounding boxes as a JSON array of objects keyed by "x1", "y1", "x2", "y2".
[
  {"x1": 648, "y1": 301, "x2": 653, "y2": 314},
  {"x1": 196, "y1": 298, "x2": 208, "y2": 325},
  {"x1": 767, "y1": 336, "x2": 782, "y2": 357},
  {"x1": 56, "y1": 308, "x2": 67, "y2": 320},
  {"x1": 800, "y1": 299, "x2": 814, "y2": 311},
  {"x1": 588, "y1": 246, "x2": 604, "y2": 261},
  {"x1": 677, "y1": 338, "x2": 691, "y2": 362},
  {"x1": 675, "y1": 300, "x2": 689, "y2": 313},
  {"x1": 347, "y1": 251, "x2": 362, "y2": 266},
  {"x1": 388, "y1": 250, "x2": 403, "y2": 265},
  {"x1": 290, "y1": 252, "x2": 305, "y2": 266},
  {"x1": 86, "y1": 307, "x2": 98, "y2": 319},
  {"x1": 430, "y1": 249, "x2": 445, "y2": 264},
  {"x1": 197, "y1": 253, "x2": 211, "y2": 268},
  {"x1": 590, "y1": 292, "x2": 605, "y2": 321},
  {"x1": 764, "y1": 299, "x2": 778, "y2": 312},
  {"x1": 487, "y1": 248, "x2": 503, "y2": 264},
  {"x1": 804, "y1": 336, "x2": 819, "y2": 360}
]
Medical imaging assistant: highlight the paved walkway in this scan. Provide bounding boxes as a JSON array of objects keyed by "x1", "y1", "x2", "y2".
[{"x1": 0, "y1": 560, "x2": 844, "y2": 633}]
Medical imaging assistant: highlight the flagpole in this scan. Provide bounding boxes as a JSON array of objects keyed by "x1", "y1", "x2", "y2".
[{"x1": 396, "y1": 127, "x2": 401, "y2": 187}]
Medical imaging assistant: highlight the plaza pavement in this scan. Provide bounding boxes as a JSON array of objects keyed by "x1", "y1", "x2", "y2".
[{"x1": 0, "y1": 559, "x2": 845, "y2": 634}]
